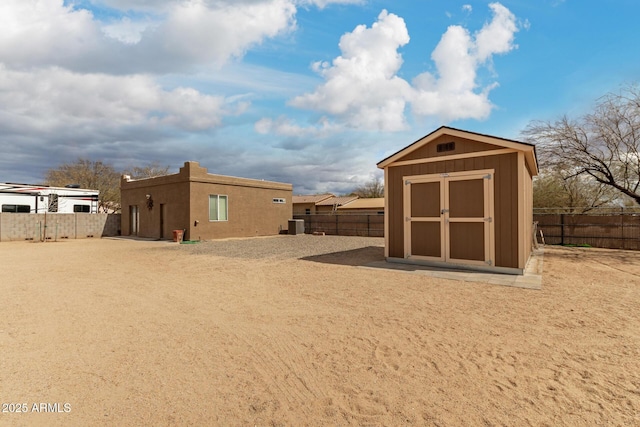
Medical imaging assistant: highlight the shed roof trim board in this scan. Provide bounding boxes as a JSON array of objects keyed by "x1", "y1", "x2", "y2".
[{"x1": 377, "y1": 126, "x2": 538, "y2": 175}]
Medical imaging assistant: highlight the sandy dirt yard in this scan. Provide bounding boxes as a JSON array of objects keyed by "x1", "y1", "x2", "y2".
[{"x1": 1, "y1": 236, "x2": 639, "y2": 426}]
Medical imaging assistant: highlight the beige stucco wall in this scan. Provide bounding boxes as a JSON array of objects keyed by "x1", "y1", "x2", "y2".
[{"x1": 293, "y1": 202, "x2": 316, "y2": 215}]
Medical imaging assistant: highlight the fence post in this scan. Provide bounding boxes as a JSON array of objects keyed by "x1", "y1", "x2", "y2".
[
  {"x1": 560, "y1": 213, "x2": 565, "y2": 246},
  {"x1": 335, "y1": 214, "x2": 339, "y2": 235},
  {"x1": 367, "y1": 214, "x2": 370, "y2": 237},
  {"x1": 621, "y1": 211, "x2": 625, "y2": 250}
]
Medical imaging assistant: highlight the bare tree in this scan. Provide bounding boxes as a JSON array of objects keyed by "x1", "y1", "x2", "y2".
[
  {"x1": 352, "y1": 176, "x2": 384, "y2": 198},
  {"x1": 523, "y1": 83, "x2": 640, "y2": 206},
  {"x1": 123, "y1": 161, "x2": 171, "y2": 180},
  {"x1": 45, "y1": 158, "x2": 120, "y2": 212},
  {"x1": 533, "y1": 170, "x2": 617, "y2": 213}
]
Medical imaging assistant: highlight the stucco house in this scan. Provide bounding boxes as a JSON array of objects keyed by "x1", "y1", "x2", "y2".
[
  {"x1": 336, "y1": 198, "x2": 385, "y2": 214},
  {"x1": 121, "y1": 161, "x2": 292, "y2": 241},
  {"x1": 314, "y1": 196, "x2": 359, "y2": 213},
  {"x1": 292, "y1": 194, "x2": 334, "y2": 215}
]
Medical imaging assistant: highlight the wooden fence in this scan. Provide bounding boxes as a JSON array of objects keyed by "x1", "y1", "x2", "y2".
[
  {"x1": 292, "y1": 212, "x2": 640, "y2": 250},
  {"x1": 534, "y1": 213, "x2": 640, "y2": 250},
  {"x1": 293, "y1": 213, "x2": 384, "y2": 237}
]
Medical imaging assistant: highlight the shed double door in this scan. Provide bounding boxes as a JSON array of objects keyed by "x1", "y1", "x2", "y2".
[{"x1": 403, "y1": 170, "x2": 495, "y2": 267}]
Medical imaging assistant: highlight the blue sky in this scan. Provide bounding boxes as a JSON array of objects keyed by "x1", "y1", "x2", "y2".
[{"x1": 1, "y1": 0, "x2": 639, "y2": 194}]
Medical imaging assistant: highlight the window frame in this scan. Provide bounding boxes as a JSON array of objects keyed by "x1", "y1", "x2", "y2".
[
  {"x1": 208, "y1": 194, "x2": 228, "y2": 222},
  {"x1": 2, "y1": 204, "x2": 31, "y2": 213}
]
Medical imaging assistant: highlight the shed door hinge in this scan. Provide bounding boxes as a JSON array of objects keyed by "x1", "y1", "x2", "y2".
[
  {"x1": 484, "y1": 217, "x2": 493, "y2": 223},
  {"x1": 405, "y1": 217, "x2": 411, "y2": 222},
  {"x1": 484, "y1": 174, "x2": 492, "y2": 180},
  {"x1": 486, "y1": 260, "x2": 493, "y2": 266},
  {"x1": 405, "y1": 180, "x2": 411, "y2": 185},
  {"x1": 440, "y1": 173, "x2": 450, "y2": 177}
]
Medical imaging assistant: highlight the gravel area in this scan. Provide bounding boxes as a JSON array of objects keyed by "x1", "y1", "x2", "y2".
[{"x1": 168, "y1": 234, "x2": 385, "y2": 260}]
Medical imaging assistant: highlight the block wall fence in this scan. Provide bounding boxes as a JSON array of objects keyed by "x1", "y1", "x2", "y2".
[{"x1": 0, "y1": 213, "x2": 121, "y2": 242}]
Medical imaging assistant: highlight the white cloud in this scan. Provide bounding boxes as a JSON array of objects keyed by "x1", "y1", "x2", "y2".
[
  {"x1": 290, "y1": 10, "x2": 412, "y2": 131},
  {"x1": 88, "y1": 0, "x2": 175, "y2": 12},
  {"x1": 255, "y1": 116, "x2": 339, "y2": 137},
  {"x1": 298, "y1": 0, "x2": 364, "y2": 9},
  {"x1": 101, "y1": 17, "x2": 158, "y2": 44},
  {"x1": 0, "y1": 0, "x2": 102, "y2": 69},
  {"x1": 0, "y1": 65, "x2": 234, "y2": 133},
  {"x1": 411, "y1": 2, "x2": 518, "y2": 121},
  {"x1": 154, "y1": 0, "x2": 297, "y2": 66},
  {"x1": 462, "y1": 4, "x2": 472, "y2": 13},
  {"x1": 475, "y1": 3, "x2": 518, "y2": 61},
  {"x1": 0, "y1": 0, "x2": 297, "y2": 73},
  {"x1": 263, "y1": 3, "x2": 520, "y2": 132}
]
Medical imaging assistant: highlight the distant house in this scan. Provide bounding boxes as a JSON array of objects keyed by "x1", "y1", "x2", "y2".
[
  {"x1": 292, "y1": 194, "x2": 334, "y2": 215},
  {"x1": 315, "y1": 196, "x2": 359, "y2": 213},
  {"x1": 121, "y1": 161, "x2": 292, "y2": 241},
  {"x1": 337, "y1": 197, "x2": 385, "y2": 214}
]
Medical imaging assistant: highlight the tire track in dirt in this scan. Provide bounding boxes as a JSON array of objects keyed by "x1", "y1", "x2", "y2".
[
  {"x1": 200, "y1": 260, "x2": 329, "y2": 419},
  {"x1": 222, "y1": 321, "x2": 328, "y2": 418}
]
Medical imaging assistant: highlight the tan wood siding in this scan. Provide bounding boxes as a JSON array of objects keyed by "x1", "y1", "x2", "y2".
[
  {"x1": 388, "y1": 152, "x2": 519, "y2": 268},
  {"x1": 496, "y1": 153, "x2": 518, "y2": 268}
]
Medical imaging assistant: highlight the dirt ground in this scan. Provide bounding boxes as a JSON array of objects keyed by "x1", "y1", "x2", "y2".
[{"x1": 1, "y1": 236, "x2": 639, "y2": 426}]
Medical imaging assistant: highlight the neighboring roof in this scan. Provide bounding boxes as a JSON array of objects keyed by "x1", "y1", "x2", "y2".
[
  {"x1": 337, "y1": 198, "x2": 385, "y2": 210},
  {"x1": 377, "y1": 126, "x2": 538, "y2": 175},
  {"x1": 315, "y1": 196, "x2": 358, "y2": 207},
  {"x1": 292, "y1": 194, "x2": 334, "y2": 204}
]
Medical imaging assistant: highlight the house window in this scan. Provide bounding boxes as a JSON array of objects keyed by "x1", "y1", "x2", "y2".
[
  {"x1": 209, "y1": 195, "x2": 228, "y2": 221},
  {"x1": 74, "y1": 205, "x2": 91, "y2": 213},
  {"x1": 305, "y1": 208, "x2": 311, "y2": 215},
  {"x1": 2, "y1": 204, "x2": 31, "y2": 213},
  {"x1": 272, "y1": 198, "x2": 286, "y2": 204}
]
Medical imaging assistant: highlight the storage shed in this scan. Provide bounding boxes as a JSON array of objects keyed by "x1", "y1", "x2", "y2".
[
  {"x1": 377, "y1": 126, "x2": 538, "y2": 274},
  {"x1": 121, "y1": 161, "x2": 292, "y2": 241}
]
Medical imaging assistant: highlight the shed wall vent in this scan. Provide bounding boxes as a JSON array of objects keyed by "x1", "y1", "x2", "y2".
[{"x1": 436, "y1": 142, "x2": 456, "y2": 153}]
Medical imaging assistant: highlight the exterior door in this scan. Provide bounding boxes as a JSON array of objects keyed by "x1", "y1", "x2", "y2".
[
  {"x1": 403, "y1": 170, "x2": 495, "y2": 267},
  {"x1": 160, "y1": 204, "x2": 166, "y2": 239},
  {"x1": 130, "y1": 205, "x2": 139, "y2": 236},
  {"x1": 403, "y1": 175, "x2": 445, "y2": 261}
]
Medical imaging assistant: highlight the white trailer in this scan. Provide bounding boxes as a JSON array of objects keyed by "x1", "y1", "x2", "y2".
[{"x1": 0, "y1": 183, "x2": 99, "y2": 214}]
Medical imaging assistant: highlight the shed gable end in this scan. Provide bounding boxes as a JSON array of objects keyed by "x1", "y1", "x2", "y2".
[{"x1": 398, "y1": 134, "x2": 505, "y2": 163}]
